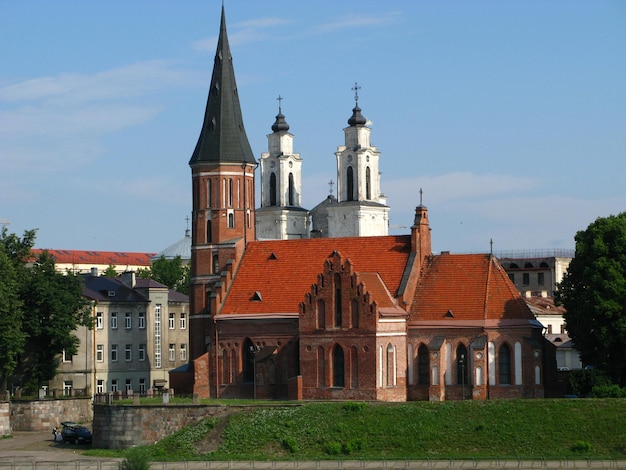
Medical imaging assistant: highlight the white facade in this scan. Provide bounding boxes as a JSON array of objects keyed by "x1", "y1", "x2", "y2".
[{"x1": 256, "y1": 107, "x2": 309, "y2": 240}]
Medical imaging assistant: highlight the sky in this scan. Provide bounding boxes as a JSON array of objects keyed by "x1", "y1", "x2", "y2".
[{"x1": 1, "y1": 1, "x2": 625, "y2": 256}]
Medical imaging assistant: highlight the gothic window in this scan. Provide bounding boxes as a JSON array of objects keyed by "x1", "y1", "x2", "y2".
[
  {"x1": 243, "y1": 339, "x2": 255, "y2": 383},
  {"x1": 332, "y1": 345, "x2": 345, "y2": 388},
  {"x1": 418, "y1": 345, "x2": 430, "y2": 385},
  {"x1": 270, "y1": 173, "x2": 277, "y2": 206},
  {"x1": 346, "y1": 166, "x2": 354, "y2": 201},
  {"x1": 193, "y1": 179, "x2": 199, "y2": 210},
  {"x1": 334, "y1": 274, "x2": 342, "y2": 328},
  {"x1": 288, "y1": 172, "x2": 294, "y2": 206},
  {"x1": 228, "y1": 213, "x2": 235, "y2": 228},
  {"x1": 351, "y1": 299, "x2": 359, "y2": 329},
  {"x1": 212, "y1": 254, "x2": 219, "y2": 274},
  {"x1": 499, "y1": 343, "x2": 512, "y2": 385},
  {"x1": 222, "y1": 348, "x2": 230, "y2": 384},
  {"x1": 206, "y1": 220, "x2": 212, "y2": 243},
  {"x1": 456, "y1": 344, "x2": 468, "y2": 385},
  {"x1": 386, "y1": 343, "x2": 396, "y2": 387},
  {"x1": 366, "y1": 166, "x2": 371, "y2": 200},
  {"x1": 316, "y1": 299, "x2": 325, "y2": 329},
  {"x1": 207, "y1": 179, "x2": 212, "y2": 207},
  {"x1": 351, "y1": 346, "x2": 358, "y2": 388},
  {"x1": 228, "y1": 179, "x2": 233, "y2": 207}
]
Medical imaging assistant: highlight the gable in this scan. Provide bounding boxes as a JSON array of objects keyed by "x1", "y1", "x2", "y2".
[{"x1": 219, "y1": 235, "x2": 411, "y2": 315}]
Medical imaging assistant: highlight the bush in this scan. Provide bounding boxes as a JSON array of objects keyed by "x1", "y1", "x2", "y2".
[
  {"x1": 568, "y1": 369, "x2": 610, "y2": 397},
  {"x1": 571, "y1": 441, "x2": 592, "y2": 453},
  {"x1": 590, "y1": 384, "x2": 626, "y2": 398},
  {"x1": 282, "y1": 437, "x2": 298, "y2": 453},
  {"x1": 119, "y1": 450, "x2": 151, "y2": 470},
  {"x1": 342, "y1": 402, "x2": 367, "y2": 413},
  {"x1": 324, "y1": 441, "x2": 342, "y2": 455}
]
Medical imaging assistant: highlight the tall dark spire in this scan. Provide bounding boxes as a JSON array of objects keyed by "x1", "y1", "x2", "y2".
[{"x1": 189, "y1": 6, "x2": 255, "y2": 165}]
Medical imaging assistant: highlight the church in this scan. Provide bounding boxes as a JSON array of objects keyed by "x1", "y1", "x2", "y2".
[{"x1": 181, "y1": 6, "x2": 549, "y2": 401}]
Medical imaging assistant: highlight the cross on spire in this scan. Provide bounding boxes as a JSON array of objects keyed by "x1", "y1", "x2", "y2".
[
  {"x1": 352, "y1": 82, "x2": 361, "y2": 105},
  {"x1": 277, "y1": 95, "x2": 283, "y2": 113},
  {"x1": 328, "y1": 179, "x2": 335, "y2": 195},
  {"x1": 419, "y1": 188, "x2": 423, "y2": 206}
]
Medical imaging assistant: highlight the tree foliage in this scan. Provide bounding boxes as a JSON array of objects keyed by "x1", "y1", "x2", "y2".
[
  {"x1": 0, "y1": 228, "x2": 92, "y2": 393},
  {"x1": 137, "y1": 255, "x2": 190, "y2": 295},
  {"x1": 556, "y1": 212, "x2": 626, "y2": 386}
]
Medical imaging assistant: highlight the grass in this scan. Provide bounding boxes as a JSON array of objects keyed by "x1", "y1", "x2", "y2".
[{"x1": 85, "y1": 398, "x2": 626, "y2": 461}]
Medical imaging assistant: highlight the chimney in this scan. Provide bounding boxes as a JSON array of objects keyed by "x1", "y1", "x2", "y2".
[
  {"x1": 90, "y1": 267, "x2": 98, "y2": 277},
  {"x1": 121, "y1": 271, "x2": 136, "y2": 288},
  {"x1": 411, "y1": 203, "x2": 432, "y2": 263}
]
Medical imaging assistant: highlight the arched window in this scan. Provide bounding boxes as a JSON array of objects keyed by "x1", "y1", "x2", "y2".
[
  {"x1": 524, "y1": 262, "x2": 534, "y2": 268},
  {"x1": 346, "y1": 166, "x2": 354, "y2": 201},
  {"x1": 334, "y1": 274, "x2": 342, "y2": 328},
  {"x1": 366, "y1": 166, "x2": 371, "y2": 200},
  {"x1": 288, "y1": 172, "x2": 294, "y2": 206},
  {"x1": 212, "y1": 254, "x2": 219, "y2": 274},
  {"x1": 316, "y1": 299, "x2": 325, "y2": 329},
  {"x1": 228, "y1": 213, "x2": 234, "y2": 228},
  {"x1": 499, "y1": 344, "x2": 511, "y2": 385},
  {"x1": 222, "y1": 349, "x2": 230, "y2": 384},
  {"x1": 243, "y1": 339, "x2": 255, "y2": 383},
  {"x1": 332, "y1": 345, "x2": 345, "y2": 387},
  {"x1": 386, "y1": 343, "x2": 396, "y2": 387},
  {"x1": 270, "y1": 173, "x2": 277, "y2": 206},
  {"x1": 456, "y1": 344, "x2": 468, "y2": 385},
  {"x1": 206, "y1": 220, "x2": 212, "y2": 244},
  {"x1": 207, "y1": 179, "x2": 212, "y2": 207},
  {"x1": 228, "y1": 179, "x2": 233, "y2": 207},
  {"x1": 351, "y1": 299, "x2": 359, "y2": 329},
  {"x1": 418, "y1": 345, "x2": 430, "y2": 385}
]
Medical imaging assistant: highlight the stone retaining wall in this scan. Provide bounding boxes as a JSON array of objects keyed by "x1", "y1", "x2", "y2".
[
  {"x1": 0, "y1": 402, "x2": 10, "y2": 435},
  {"x1": 10, "y1": 397, "x2": 93, "y2": 432}
]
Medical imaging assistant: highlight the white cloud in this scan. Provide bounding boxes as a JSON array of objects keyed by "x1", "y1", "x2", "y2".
[{"x1": 314, "y1": 12, "x2": 402, "y2": 34}]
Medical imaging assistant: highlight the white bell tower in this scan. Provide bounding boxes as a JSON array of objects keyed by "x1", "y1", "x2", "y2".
[
  {"x1": 256, "y1": 97, "x2": 309, "y2": 240},
  {"x1": 326, "y1": 84, "x2": 389, "y2": 237}
]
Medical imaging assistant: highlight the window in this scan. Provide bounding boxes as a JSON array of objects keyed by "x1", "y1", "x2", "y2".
[
  {"x1": 332, "y1": 345, "x2": 345, "y2": 387},
  {"x1": 63, "y1": 381, "x2": 72, "y2": 396},
  {"x1": 111, "y1": 379, "x2": 118, "y2": 392},
  {"x1": 270, "y1": 172, "x2": 277, "y2": 206},
  {"x1": 125, "y1": 379, "x2": 132, "y2": 392},
  {"x1": 96, "y1": 379, "x2": 104, "y2": 394},
  {"x1": 418, "y1": 345, "x2": 430, "y2": 385},
  {"x1": 111, "y1": 344, "x2": 118, "y2": 362},
  {"x1": 288, "y1": 172, "x2": 294, "y2": 205},
  {"x1": 508, "y1": 273, "x2": 515, "y2": 282},
  {"x1": 386, "y1": 343, "x2": 396, "y2": 387},
  {"x1": 154, "y1": 304, "x2": 162, "y2": 369},
  {"x1": 169, "y1": 344, "x2": 176, "y2": 361},
  {"x1": 456, "y1": 344, "x2": 468, "y2": 385},
  {"x1": 206, "y1": 220, "x2": 212, "y2": 243},
  {"x1": 138, "y1": 344, "x2": 146, "y2": 361},
  {"x1": 180, "y1": 313, "x2": 186, "y2": 329},
  {"x1": 180, "y1": 344, "x2": 187, "y2": 361},
  {"x1": 366, "y1": 166, "x2": 371, "y2": 199},
  {"x1": 334, "y1": 274, "x2": 342, "y2": 328},
  {"x1": 169, "y1": 313, "x2": 175, "y2": 329},
  {"x1": 522, "y1": 273, "x2": 530, "y2": 285},
  {"x1": 111, "y1": 312, "x2": 118, "y2": 329},
  {"x1": 228, "y1": 178, "x2": 233, "y2": 207},
  {"x1": 138, "y1": 312, "x2": 146, "y2": 329},
  {"x1": 96, "y1": 344, "x2": 104, "y2": 362},
  {"x1": 125, "y1": 344, "x2": 132, "y2": 361},
  {"x1": 125, "y1": 312, "x2": 132, "y2": 329},
  {"x1": 228, "y1": 212, "x2": 234, "y2": 228},
  {"x1": 139, "y1": 378, "x2": 146, "y2": 393},
  {"x1": 96, "y1": 312, "x2": 103, "y2": 329},
  {"x1": 538, "y1": 272, "x2": 545, "y2": 286},
  {"x1": 499, "y1": 344, "x2": 511, "y2": 385},
  {"x1": 212, "y1": 254, "x2": 219, "y2": 274},
  {"x1": 62, "y1": 349, "x2": 73, "y2": 363},
  {"x1": 346, "y1": 166, "x2": 354, "y2": 201}
]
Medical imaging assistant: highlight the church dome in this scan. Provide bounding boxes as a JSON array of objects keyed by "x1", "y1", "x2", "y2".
[
  {"x1": 348, "y1": 105, "x2": 367, "y2": 126},
  {"x1": 152, "y1": 229, "x2": 191, "y2": 263},
  {"x1": 271, "y1": 111, "x2": 290, "y2": 132}
]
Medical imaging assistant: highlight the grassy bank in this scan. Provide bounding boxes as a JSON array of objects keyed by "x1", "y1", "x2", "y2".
[{"x1": 88, "y1": 399, "x2": 626, "y2": 461}]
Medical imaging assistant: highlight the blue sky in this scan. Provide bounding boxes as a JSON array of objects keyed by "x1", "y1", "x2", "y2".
[{"x1": 1, "y1": 1, "x2": 625, "y2": 255}]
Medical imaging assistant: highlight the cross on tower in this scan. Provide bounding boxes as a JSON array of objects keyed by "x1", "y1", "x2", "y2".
[
  {"x1": 328, "y1": 179, "x2": 335, "y2": 196},
  {"x1": 352, "y1": 82, "x2": 361, "y2": 104},
  {"x1": 277, "y1": 95, "x2": 283, "y2": 113}
]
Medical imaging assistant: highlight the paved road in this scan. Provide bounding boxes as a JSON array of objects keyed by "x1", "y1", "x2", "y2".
[{"x1": 0, "y1": 431, "x2": 623, "y2": 469}]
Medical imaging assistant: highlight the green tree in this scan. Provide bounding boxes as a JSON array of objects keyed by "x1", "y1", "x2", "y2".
[
  {"x1": 0, "y1": 248, "x2": 26, "y2": 391},
  {"x1": 556, "y1": 212, "x2": 626, "y2": 386},
  {"x1": 137, "y1": 255, "x2": 189, "y2": 295},
  {"x1": 103, "y1": 264, "x2": 118, "y2": 277},
  {"x1": 17, "y1": 250, "x2": 92, "y2": 392}
]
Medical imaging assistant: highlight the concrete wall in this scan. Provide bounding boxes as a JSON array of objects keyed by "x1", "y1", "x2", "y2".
[{"x1": 0, "y1": 402, "x2": 10, "y2": 436}]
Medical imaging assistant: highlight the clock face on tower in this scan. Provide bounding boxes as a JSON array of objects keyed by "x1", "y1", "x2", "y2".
[
  {"x1": 270, "y1": 161, "x2": 276, "y2": 168},
  {"x1": 347, "y1": 155, "x2": 352, "y2": 162}
]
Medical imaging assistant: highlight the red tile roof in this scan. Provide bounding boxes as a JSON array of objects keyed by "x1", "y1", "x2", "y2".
[
  {"x1": 219, "y1": 236, "x2": 411, "y2": 316},
  {"x1": 410, "y1": 253, "x2": 535, "y2": 324},
  {"x1": 32, "y1": 249, "x2": 155, "y2": 267}
]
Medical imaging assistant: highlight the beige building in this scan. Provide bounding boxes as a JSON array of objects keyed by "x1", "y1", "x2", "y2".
[
  {"x1": 51, "y1": 271, "x2": 189, "y2": 395},
  {"x1": 31, "y1": 249, "x2": 155, "y2": 275},
  {"x1": 498, "y1": 250, "x2": 573, "y2": 297}
]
